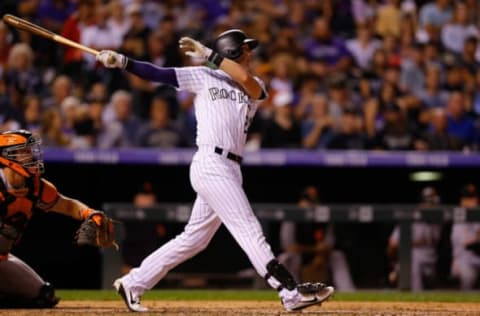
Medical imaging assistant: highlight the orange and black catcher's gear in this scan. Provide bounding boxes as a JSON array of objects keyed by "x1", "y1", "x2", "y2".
[{"x1": 0, "y1": 129, "x2": 44, "y2": 177}]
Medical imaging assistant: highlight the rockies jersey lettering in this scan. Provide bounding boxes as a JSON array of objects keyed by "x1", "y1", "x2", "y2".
[
  {"x1": 208, "y1": 87, "x2": 250, "y2": 103},
  {"x1": 175, "y1": 67, "x2": 265, "y2": 154}
]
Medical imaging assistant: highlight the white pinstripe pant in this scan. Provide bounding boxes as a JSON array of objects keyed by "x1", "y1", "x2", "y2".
[{"x1": 122, "y1": 149, "x2": 275, "y2": 294}]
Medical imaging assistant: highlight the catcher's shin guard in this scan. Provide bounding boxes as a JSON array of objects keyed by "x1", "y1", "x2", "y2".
[
  {"x1": 0, "y1": 254, "x2": 59, "y2": 308},
  {"x1": 0, "y1": 282, "x2": 59, "y2": 308}
]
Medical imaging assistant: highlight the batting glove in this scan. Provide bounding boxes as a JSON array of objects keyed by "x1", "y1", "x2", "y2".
[
  {"x1": 96, "y1": 50, "x2": 127, "y2": 69},
  {"x1": 179, "y1": 37, "x2": 212, "y2": 59},
  {"x1": 179, "y1": 37, "x2": 225, "y2": 67}
]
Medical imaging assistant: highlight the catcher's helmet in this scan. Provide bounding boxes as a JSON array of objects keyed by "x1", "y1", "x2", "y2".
[
  {"x1": 213, "y1": 29, "x2": 259, "y2": 60},
  {"x1": 0, "y1": 129, "x2": 44, "y2": 175}
]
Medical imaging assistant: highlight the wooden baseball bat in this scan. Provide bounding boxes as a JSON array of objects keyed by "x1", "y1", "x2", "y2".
[
  {"x1": 3, "y1": 14, "x2": 100, "y2": 56},
  {"x1": 3, "y1": 14, "x2": 119, "y2": 66}
]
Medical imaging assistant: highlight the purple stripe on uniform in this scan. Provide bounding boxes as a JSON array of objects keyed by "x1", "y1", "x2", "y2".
[{"x1": 125, "y1": 59, "x2": 179, "y2": 87}]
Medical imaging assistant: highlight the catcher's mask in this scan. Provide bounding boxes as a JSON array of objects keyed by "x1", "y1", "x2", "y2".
[
  {"x1": 0, "y1": 129, "x2": 44, "y2": 176},
  {"x1": 213, "y1": 29, "x2": 258, "y2": 60}
]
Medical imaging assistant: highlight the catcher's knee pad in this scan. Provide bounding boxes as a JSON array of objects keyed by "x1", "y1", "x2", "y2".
[{"x1": 265, "y1": 259, "x2": 297, "y2": 291}]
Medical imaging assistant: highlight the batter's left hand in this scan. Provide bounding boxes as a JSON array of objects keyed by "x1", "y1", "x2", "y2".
[{"x1": 179, "y1": 37, "x2": 212, "y2": 60}]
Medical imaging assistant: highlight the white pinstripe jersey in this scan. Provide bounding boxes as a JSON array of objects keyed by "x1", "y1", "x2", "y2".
[{"x1": 174, "y1": 66, "x2": 265, "y2": 155}]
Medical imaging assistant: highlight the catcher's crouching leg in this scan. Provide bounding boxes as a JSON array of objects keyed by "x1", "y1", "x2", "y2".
[{"x1": 0, "y1": 254, "x2": 60, "y2": 308}]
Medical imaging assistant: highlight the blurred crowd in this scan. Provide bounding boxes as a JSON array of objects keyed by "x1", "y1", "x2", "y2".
[{"x1": 1, "y1": 0, "x2": 480, "y2": 151}]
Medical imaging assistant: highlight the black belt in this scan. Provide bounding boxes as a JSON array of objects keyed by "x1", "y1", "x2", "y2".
[{"x1": 214, "y1": 146, "x2": 243, "y2": 164}]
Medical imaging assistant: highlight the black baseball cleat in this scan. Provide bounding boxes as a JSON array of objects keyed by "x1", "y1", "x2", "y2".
[
  {"x1": 113, "y1": 279, "x2": 148, "y2": 312},
  {"x1": 281, "y1": 282, "x2": 334, "y2": 312}
]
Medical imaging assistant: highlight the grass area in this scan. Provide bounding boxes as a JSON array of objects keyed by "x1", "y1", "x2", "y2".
[{"x1": 56, "y1": 289, "x2": 480, "y2": 302}]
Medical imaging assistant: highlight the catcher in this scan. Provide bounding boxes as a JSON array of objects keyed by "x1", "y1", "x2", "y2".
[{"x1": 0, "y1": 129, "x2": 116, "y2": 308}]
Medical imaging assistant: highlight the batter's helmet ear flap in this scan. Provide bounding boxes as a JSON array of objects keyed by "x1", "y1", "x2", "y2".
[{"x1": 213, "y1": 29, "x2": 259, "y2": 60}]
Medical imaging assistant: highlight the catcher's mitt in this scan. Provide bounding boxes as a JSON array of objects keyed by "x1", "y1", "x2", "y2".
[{"x1": 75, "y1": 211, "x2": 118, "y2": 249}]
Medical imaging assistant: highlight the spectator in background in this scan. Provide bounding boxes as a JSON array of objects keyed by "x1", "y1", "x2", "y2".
[
  {"x1": 346, "y1": 21, "x2": 382, "y2": 72},
  {"x1": 303, "y1": 16, "x2": 352, "y2": 77},
  {"x1": 326, "y1": 0, "x2": 356, "y2": 38},
  {"x1": 269, "y1": 53, "x2": 297, "y2": 107},
  {"x1": 416, "y1": 108, "x2": 464, "y2": 151},
  {"x1": 4, "y1": 43, "x2": 43, "y2": 97},
  {"x1": 387, "y1": 186, "x2": 443, "y2": 291},
  {"x1": 445, "y1": 91, "x2": 478, "y2": 148},
  {"x1": 351, "y1": 0, "x2": 379, "y2": 25},
  {"x1": 22, "y1": 94, "x2": 42, "y2": 135},
  {"x1": 1, "y1": 43, "x2": 43, "y2": 131},
  {"x1": 120, "y1": 3, "x2": 151, "y2": 60},
  {"x1": 423, "y1": 40, "x2": 444, "y2": 70},
  {"x1": 450, "y1": 183, "x2": 480, "y2": 290},
  {"x1": 155, "y1": 14, "x2": 183, "y2": 67},
  {"x1": 419, "y1": 0, "x2": 453, "y2": 43},
  {"x1": 373, "y1": 102, "x2": 418, "y2": 150},
  {"x1": 35, "y1": 0, "x2": 76, "y2": 67},
  {"x1": 266, "y1": 20, "x2": 303, "y2": 58},
  {"x1": 107, "y1": 0, "x2": 131, "y2": 49},
  {"x1": 80, "y1": 4, "x2": 120, "y2": 75},
  {"x1": 362, "y1": 48, "x2": 391, "y2": 95},
  {"x1": 400, "y1": 43, "x2": 426, "y2": 96},
  {"x1": 301, "y1": 94, "x2": 334, "y2": 149},
  {"x1": 87, "y1": 94, "x2": 128, "y2": 149},
  {"x1": 40, "y1": 108, "x2": 70, "y2": 147},
  {"x1": 458, "y1": 36, "x2": 480, "y2": 87},
  {"x1": 325, "y1": 107, "x2": 370, "y2": 150},
  {"x1": 260, "y1": 91, "x2": 301, "y2": 148},
  {"x1": 326, "y1": 72, "x2": 360, "y2": 127},
  {"x1": 293, "y1": 74, "x2": 323, "y2": 121},
  {"x1": 60, "y1": 0, "x2": 95, "y2": 81},
  {"x1": 136, "y1": 94, "x2": 189, "y2": 148},
  {"x1": 382, "y1": 33, "x2": 402, "y2": 69},
  {"x1": 375, "y1": 0, "x2": 402, "y2": 38},
  {"x1": 37, "y1": 0, "x2": 76, "y2": 35},
  {"x1": 108, "y1": 90, "x2": 142, "y2": 147},
  {"x1": 70, "y1": 103, "x2": 95, "y2": 148},
  {"x1": 440, "y1": 2, "x2": 478, "y2": 55},
  {"x1": 443, "y1": 62, "x2": 465, "y2": 92},
  {"x1": 59, "y1": 95, "x2": 81, "y2": 137},
  {"x1": 42, "y1": 75, "x2": 73, "y2": 111},
  {"x1": 416, "y1": 64, "x2": 449, "y2": 112}
]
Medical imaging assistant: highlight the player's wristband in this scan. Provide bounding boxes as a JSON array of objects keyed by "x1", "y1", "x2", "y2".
[
  {"x1": 207, "y1": 51, "x2": 224, "y2": 68},
  {"x1": 80, "y1": 208, "x2": 95, "y2": 220},
  {"x1": 124, "y1": 58, "x2": 133, "y2": 71}
]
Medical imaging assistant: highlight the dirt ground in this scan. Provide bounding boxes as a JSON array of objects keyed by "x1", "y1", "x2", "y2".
[{"x1": 0, "y1": 300, "x2": 479, "y2": 316}]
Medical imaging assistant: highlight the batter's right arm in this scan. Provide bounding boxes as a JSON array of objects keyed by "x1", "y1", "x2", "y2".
[{"x1": 179, "y1": 37, "x2": 264, "y2": 100}]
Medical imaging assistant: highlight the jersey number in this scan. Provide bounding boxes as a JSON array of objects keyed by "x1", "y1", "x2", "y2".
[{"x1": 244, "y1": 104, "x2": 253, "y2": 133}]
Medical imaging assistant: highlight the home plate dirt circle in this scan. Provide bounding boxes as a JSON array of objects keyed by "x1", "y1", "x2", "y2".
[{"x1": 0, "y1": 301, "x2": 479, "y2": 315}]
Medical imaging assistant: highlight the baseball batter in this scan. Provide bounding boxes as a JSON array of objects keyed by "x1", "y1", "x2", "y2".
[{"x1": 96, "y1": 29, "x2": 334, "y2": 312}]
